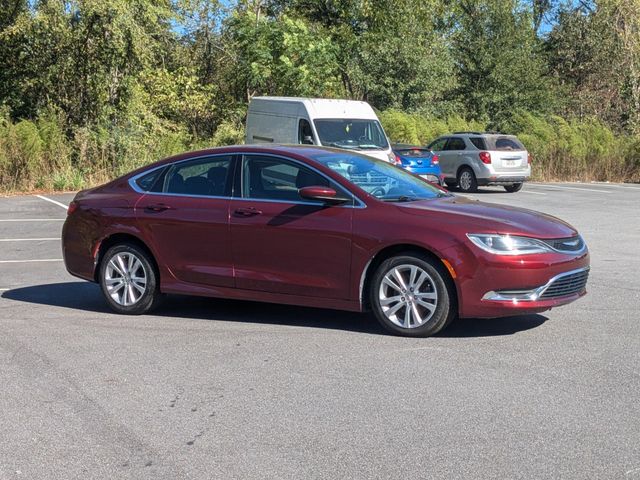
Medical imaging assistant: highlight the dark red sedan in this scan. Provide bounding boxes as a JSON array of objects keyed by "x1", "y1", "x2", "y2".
[{"x1": 62, "y1": 145, "x2": 589, "y2": 337}]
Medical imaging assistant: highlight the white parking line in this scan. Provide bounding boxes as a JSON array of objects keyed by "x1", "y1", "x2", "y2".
[
  {"x1": 0, "y1": 238, "x2": 60, "y2": 242},
  {"x1": 0, "y1": 259, "x2": 63, "y2": 264},
  {"x1": 36, "y1": 195, "x2": 69, "y2": 209},
  {"x1": 0, "y1": 219, "x2": 65, "y2": 222},
  {"x1": 529, "y1": 184, "x2": 612, "y2": 193},
  {"x1": 522, "y1": 190, "x2": 546, "y2": 195}
]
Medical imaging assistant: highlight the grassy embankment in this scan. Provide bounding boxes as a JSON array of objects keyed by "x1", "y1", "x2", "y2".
[{"x1": 1, "y1": 110, "x2": 638, "y2": 193}]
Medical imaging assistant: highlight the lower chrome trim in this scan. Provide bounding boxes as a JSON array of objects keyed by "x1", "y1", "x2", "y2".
[{"x1": 482, "y1": 267, "x2": 590, "y2": 302}]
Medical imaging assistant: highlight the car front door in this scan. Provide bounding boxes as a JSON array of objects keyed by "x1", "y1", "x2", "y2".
[
  {"x1": 229, "y1": 154, "x2": 353, "y2": 299},
  {"x1": 134, "y1": 154, "x2": 235, "y2": 287},
  {"x1": 428, "y1": 138, "x2": 451, "y2": 177}
]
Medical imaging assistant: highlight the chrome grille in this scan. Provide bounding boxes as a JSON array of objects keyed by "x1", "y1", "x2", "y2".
[
  {"x1": 539, "y1": 268, "x2": 589, "y2": 299},
  {"x1": 541, "y1": 236, "x2": 585, "y2": 253}
]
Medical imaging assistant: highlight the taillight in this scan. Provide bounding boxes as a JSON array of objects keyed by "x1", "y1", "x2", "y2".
[
  {"x1": 67, "y1": 201, "x2": 78, "y2": 215},
  {"x1": 431, "y1": 154, "x2": 439, "y2": 165},
  {"x1": 479, "y1": 151, "x2": 491, "y2": 164},
  {"x1": 527, "y1": 153, "x2": 532, "y2": 165},
  {"x1": 394, "y1": 154, "x2": 403, "y2": 166}
]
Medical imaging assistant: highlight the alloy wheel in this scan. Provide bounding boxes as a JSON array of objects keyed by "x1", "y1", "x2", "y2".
[
  {"x1": 104, "y1": 252, "x2": 148, "y2": 306},
  {"x1": 378, "y1": 264, "x2": 438, "y2": 329},
  {"x1": 459, "y1": 171, "x2": 472, "y2": 191}
]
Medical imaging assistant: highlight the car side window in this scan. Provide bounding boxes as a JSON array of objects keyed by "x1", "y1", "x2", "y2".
[
  {"x1": 469, "y1": 137, "x2": 486, "y2": 150},
  {"x1": 163, "y1": 156, "x2": 233, "y2": 197},
  {"x1": 428, "y1": 138, "x2": 447, "y2": 151},
  {"x1": 135, "y1": 167, "x2": 167, "y2": 192},
  {"x1": 298, "y1": 119, "x2": 314, "y2": 144},
  {"x1": 242, "y1": 155, "x2": 334, "y2": 202},
  {"x1": 445, "y1": 137, "x2": 466, "y2": 151}
]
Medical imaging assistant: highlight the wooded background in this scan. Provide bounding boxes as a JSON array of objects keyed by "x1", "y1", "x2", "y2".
[{"x1": 1, "y1": 0, "x2": 639, "y2": 191}]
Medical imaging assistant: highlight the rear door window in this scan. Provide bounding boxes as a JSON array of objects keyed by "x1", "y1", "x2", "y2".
[
  {"x1": 445, "y1": 137, "x2": 466, "y2": 151},
  {"x1": 469, "y1": 137, "x2": 487, "y2": 150},
  {"x1": 163, "y1": 156, "x2": 233, "y2": 197}
]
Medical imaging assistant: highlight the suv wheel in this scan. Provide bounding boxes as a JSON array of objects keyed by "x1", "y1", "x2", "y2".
[
  {"x1": 504, "y1": 183, "x2": 523, "y2": 193},
  {"x1": 457, "y1": 167, "x2": 478, "y2": 193},
  {"x1": 99, "y1": 243, "x2": 162, "y2": 315},
  {"x1": 369, "y1": 254, "x2": 456, "y2": 337}
]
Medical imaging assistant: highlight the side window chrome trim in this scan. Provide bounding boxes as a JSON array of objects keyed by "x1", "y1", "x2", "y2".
[
  {"x1": 239, "y1": 152, "x2": 366, "y2": 209},
  {"x1": 128, "y1": 153, "x2": 236, "y2": 199}
]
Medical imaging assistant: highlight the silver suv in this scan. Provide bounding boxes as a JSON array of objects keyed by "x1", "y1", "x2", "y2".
[{"x1": 426, "y1": 132, "x2": 531, "y2": 193}]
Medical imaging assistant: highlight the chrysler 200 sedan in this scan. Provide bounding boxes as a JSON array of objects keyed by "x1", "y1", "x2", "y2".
[{"x1": 62, "y1": 145, "x2": 589, "y2": 337}]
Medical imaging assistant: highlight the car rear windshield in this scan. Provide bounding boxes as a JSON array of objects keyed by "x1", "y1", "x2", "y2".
[
  {"x1": 395, "y1": 148, "x2": 431, "y2": 157},
  {"x1": 485, "y1": 135, "x2": 525, "y2": 151},
  {"x1": 308, "y1": 151, "x2": 449, "y2": 202}
]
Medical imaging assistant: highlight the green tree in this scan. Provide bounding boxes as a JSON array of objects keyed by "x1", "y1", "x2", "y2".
[{"x1": 451, "y1": 0, "x2": 558, "y2": 122}]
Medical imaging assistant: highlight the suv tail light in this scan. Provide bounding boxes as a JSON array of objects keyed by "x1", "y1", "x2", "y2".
[
  {"x1": 431, "y1": 154, "x2": 439, "y2": 165},
  {"x1": 394, "y1": 154, "x2": 403, "y2": 166},
  {"x1": 479, "y1": 151, "x2": 491, "y2": 164},
  {"x1": 528, "y1": 153, "x2": 532, "y2": 165}
]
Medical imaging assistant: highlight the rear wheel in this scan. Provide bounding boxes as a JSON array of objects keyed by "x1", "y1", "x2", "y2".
[
  {"x1": 444, "y1": 180, "x2": 457, "y2": 189},
  {"x1": 369, "y1": 254, "x2": 456, "y2": 337},
  {"x1": 504, "y1": 183, "x2": 523, "y2": 193},
  {"x1": 99, "y1": 243, "x2": 161, "y2": 315},
  {"x1": 457, "y1": 168, "x2": 478, "y2": 193}
]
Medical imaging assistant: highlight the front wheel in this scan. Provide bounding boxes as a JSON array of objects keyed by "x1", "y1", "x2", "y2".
[
  {"x1": 457, "y1": 168, "x2": 478, "y2": 193},
  {"x1": 369, "y1": 254, "x2": 456, "y2": 337},
  {"x1": 99, "y1": 243, "x2": 162, "y2": 315},
  {"x1": 504, "y1": 183, "x2": 523, "y2": 193}
]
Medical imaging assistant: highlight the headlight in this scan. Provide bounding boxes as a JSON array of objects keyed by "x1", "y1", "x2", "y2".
[
  {"x1": 466, "y1": 233, "x2": 554, "y2": 255},
  {"x1": 387, "y1": 152, "x2": 396, "y2": 163}
]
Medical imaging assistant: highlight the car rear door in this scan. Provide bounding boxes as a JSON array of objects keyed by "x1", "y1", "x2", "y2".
[
  {"x1": 229, "y1": 153, "x2": 353, "y2": 299},
  {"x1": 134, "y1": 154, "x2": 235, "y2": 288}
]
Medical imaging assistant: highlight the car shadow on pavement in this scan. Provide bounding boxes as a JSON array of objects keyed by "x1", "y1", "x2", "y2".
[{"x1": 2, "y1": 282, "x2": 547, "y2": 337}]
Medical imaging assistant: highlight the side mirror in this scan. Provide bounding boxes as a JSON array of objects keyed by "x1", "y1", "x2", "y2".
[
  {"x1": 298, "y1": 186, "x2": 350, "y2": 205},
  {"x1": 302, "y1": 135, "x2": 315, "y2": 145}
]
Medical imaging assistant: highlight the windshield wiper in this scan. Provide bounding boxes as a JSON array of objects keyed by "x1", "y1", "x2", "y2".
[
  {"x1": 382, "y1": 195, "x2": 419, "y2": 203},
  {"x1": 357, "y1": 144, "x2": 382, "y2": 150},
  {"x1": 325, "y1": 142, "x2": 358, "y2": 150}
]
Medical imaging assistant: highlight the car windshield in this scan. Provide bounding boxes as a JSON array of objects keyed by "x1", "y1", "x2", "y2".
[
  {"x1": 309, "y1": 151, "x2": 450, "y2": 202},
  {"x1": 314, "y1": 119, "x2": 389, "y2": 150}
]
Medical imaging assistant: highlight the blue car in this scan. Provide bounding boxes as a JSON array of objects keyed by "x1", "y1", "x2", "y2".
[{"x1": 392, "y1": 145, "x2": 444, "y2": 185}]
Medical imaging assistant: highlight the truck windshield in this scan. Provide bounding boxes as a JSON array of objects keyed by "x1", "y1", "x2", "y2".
[{"x1": 314, "y1": 119, "x2": 389, "y2": 150}]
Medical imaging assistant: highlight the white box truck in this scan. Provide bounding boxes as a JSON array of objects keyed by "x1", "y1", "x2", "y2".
[{"x1": 245, "y1": 96, "x2": 394, "y2": 162}]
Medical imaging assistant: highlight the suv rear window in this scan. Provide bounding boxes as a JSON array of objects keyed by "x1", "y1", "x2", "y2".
[
  {"x1": 469, "y1": 137, "x2": 486, "y2": 150},
  {"x1": 485, "y1": 135, "x2": 525, "y2": 151}
]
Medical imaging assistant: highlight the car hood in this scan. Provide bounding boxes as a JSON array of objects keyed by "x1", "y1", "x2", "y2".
[{"x1": 398, "y1": 195, "x2": 578, "y2": 239}]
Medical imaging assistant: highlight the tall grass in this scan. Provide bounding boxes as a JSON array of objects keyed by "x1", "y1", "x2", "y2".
[{"x1": 1, "y1": 109, "x2": 638, "y2": 193}]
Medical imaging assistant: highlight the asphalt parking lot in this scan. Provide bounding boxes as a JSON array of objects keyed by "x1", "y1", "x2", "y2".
[{"x1": 1, "y1": 182, "x2": 639, "y2": 480}]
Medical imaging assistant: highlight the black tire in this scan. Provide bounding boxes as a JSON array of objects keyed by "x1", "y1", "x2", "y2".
[
  {"x1": 99, "y1": 243, "x2": 162, "y2": 315},
  {"x1": 504, "y1": 183, "x2": 523, "y2": 193},
  {"x1": 444, "y1": 180, "x2": 457, "y2": 189},
  {"x1": 369, "y1": 254, "x2": 457, "y2": 337},
  {"x1": 457, "y1": 167, "x2": 478, "y2": 193}
]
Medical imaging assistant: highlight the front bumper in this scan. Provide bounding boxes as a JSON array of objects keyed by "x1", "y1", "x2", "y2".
[{"x1": 443, "y1": 243, "x2": 590, "y2": 318}]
